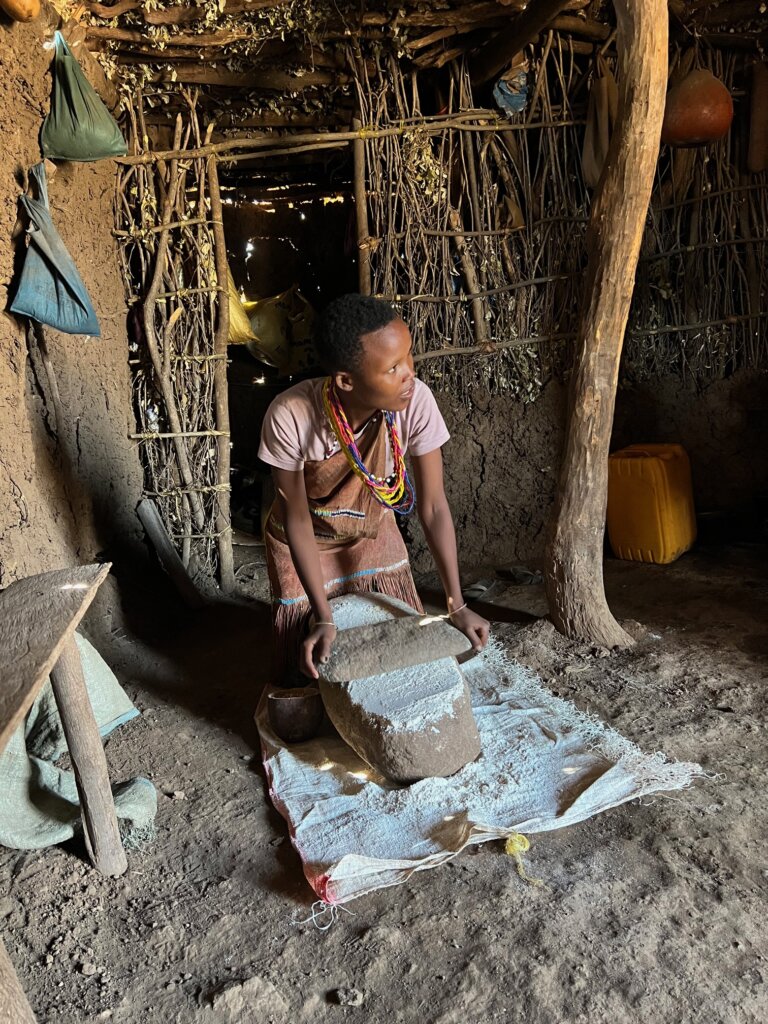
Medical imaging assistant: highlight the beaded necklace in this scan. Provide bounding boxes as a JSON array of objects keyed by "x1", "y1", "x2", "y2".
[{"x1": 322, "y1": 377, "x2": 415, "y2": 515}]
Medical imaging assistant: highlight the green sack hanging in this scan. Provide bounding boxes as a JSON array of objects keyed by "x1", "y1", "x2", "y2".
[{"x1": 41, "y1": 31, "x2": 127, "y2": 162}]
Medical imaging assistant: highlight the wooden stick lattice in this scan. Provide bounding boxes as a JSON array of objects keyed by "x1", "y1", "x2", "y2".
[
  {"x1": 116, "y1": 89, "x2": 235, "y2": 592},
  {"x1": 113, "y1": 42, "x2": 767, "y2": 582}
]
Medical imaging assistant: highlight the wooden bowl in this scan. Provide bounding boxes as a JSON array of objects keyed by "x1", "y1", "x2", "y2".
[{"x1": 267, "y1": 687, "x2": 324, "y2": 744}]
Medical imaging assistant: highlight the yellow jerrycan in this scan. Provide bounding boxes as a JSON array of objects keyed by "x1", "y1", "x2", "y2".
[{"x1": 607, "y1": 444, "x2": 696, "y2": 564}]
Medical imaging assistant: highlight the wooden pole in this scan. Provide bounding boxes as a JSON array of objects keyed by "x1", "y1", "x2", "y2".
[
  {"x1": 0, "y1": 938, "x2": 37, "y2": 1024},
  {"x1": 470, "y1": 0, "x2": 572, "y2": 87},
  {"x1": 113, "y1": 118, "x2": 515, "y2": 167},
  {"x1": 85, "y1": 0, "x2": 297, "y2": 24},
  {"x1": 141, "y1": 118, "x2": 207, "y2": 535},
  {"x1": 49, "y1": 638, "x2": 128, "y2": 877},
  {"x1": 352, "y1": 117, "x2": 372, "y2": 295},
  {"x1": 447, "y1": 208, "x2": 493, "y2": 353},
  {"x1": 544, "y1": 0, "x2": 668, "y2": 648},
  {"x1": 206, "y1": 154, "x2": 236, "y2": 595},
  {"x1": 136, "y1": 498, "x2": 205, "y2": 608}
]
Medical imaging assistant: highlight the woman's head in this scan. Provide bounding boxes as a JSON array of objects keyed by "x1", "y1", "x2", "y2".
[{"x1": 316, "y1": 294, "x2": 415, "y2": 413}]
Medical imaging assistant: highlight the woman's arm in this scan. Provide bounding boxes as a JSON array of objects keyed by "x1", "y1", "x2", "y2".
[
  {"x1": 272, "y1": 467, "x2": 336, "y2": 679},
  {"x1": 410, "y1": 449, "x2": 490, "y2": 651}
]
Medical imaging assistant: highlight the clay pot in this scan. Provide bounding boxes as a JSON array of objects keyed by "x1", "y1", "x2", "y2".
[
  {"x1": 267, "y1": 687, "x2": 324, "y2": 744},
  {"x1": 661, "y1": 70, "x2": 733, "y2": 147}
]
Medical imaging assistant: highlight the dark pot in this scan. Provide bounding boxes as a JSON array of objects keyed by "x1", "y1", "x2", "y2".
[{"x1": 267, "y1": 687, "x2": 324, "y2": 744}]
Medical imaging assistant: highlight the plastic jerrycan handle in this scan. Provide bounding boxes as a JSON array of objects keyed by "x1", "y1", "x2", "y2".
[{"x1": 621, "y1": 448, "x2": 673, "y2": 461}]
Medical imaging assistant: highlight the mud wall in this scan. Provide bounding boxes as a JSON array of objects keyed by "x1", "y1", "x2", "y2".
[
  {"x1": 404, "y1": 381, "x2": 566, "y2": 575},
  {"x1": 613, "y1": 369, "x2": 768, "y2": 517},
  {"x1": 0, "y1": 20, "x2": 143, "y2": 589},
  {"x1": 406, "y1": 368, "x2": 768, "y2": 575}
]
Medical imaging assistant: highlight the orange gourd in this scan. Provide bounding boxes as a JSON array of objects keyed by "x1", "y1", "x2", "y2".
[
  {"x1": 0, "y1": 0, "x2": 40, "y2": 20},
  {"x1": 661, "y1": 69, "x2": 733, "y2": 147}
]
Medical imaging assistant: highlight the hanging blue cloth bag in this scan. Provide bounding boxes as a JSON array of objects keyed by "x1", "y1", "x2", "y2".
[{"x1": 10, "y1": 163, "x2": 100, "y2": 336}]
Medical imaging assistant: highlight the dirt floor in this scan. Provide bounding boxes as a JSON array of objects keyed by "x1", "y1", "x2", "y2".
[{"x1": 2, "y1": 543, "x2": 766, "y2": 1024}]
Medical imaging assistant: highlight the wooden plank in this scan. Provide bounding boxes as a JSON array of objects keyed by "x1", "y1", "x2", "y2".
[
  {"x1": 0, "y1": 564, "x2": 110, "y2": 757},
  {"x1": 0, "y1": 938, "x2": 37, "y2": 1024},
  {"x1": 50, "y1": 638, "x2": 128, "y2": 878}
]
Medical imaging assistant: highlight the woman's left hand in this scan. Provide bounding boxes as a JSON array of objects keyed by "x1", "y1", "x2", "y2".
[{"x1": 449, "y1": 606, "x2": 490, "y2": 652}]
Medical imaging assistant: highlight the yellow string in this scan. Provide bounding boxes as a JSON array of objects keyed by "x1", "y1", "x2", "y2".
[{"x1": 504, "y1": 832, "x2": 544, "y2": 887}]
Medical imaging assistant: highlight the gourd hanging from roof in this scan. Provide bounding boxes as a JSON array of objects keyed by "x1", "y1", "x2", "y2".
[{"x1": 661, "y1": 69, "x2": 733, "y2": 147}]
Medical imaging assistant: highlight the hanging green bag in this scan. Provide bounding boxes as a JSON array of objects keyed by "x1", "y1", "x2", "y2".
[{"x1": 41, "y1": 31, "x2": 127, "y2": 162}]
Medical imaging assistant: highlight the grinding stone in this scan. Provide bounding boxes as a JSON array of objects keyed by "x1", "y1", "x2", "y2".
[
  {"x1": 318, "y1": 594, "x2": 481, "y2": 784},
  {"x1": 320, "y1": 613, "x2": 472, "y2": 683}
]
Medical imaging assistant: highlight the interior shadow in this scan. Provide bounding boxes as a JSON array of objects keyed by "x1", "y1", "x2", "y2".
[
  {"x1": 417, "y1": 583, "x2": 540, "y2": 625},
  {"x1": 102, "y1": 561, "x2": 272, "y2": 750}
]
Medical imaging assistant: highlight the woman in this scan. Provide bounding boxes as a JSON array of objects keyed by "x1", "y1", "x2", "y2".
[{"x1": 259, "y1": 293, "x2": 489, "y2": 681}]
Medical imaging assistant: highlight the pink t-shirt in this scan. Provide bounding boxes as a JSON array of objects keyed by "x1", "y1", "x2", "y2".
[{"x1": 258, "y1": 377, "x2": 450, "y2": 473}]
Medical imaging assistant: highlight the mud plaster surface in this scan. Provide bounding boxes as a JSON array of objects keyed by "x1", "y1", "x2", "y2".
[
  {"x1": 0, "y1": 21, "x2": 144, "y2": 596},
  {"x1": 1, "y1": 545, "x2": 765, "y2": 1024},
  {"x1": 405, "y1": 369, "x2": 768, "y2": 575}
]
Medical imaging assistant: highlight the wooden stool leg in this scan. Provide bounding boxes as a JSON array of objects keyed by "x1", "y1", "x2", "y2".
[
  {"x1": 49, "y1": 638, "x2": 128, "y2": 878},
  {"x1": 0, "y1": 937, "x2": 37, "y2": 1024}
]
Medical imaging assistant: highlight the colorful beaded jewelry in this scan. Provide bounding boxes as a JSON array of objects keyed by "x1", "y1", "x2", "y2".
[{"x1": 322, "y1": 377, "x2": 416, "y2": 515}]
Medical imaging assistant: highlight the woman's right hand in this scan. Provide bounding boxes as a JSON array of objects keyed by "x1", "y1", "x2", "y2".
[{"x1": 300, "y1": 623, "x2": 337, "y2": 679}]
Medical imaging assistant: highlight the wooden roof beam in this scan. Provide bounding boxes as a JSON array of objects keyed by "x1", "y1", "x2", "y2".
[
  {"x1": 470, "y1": 0, "x2": 576, "y2": 86},
  {"x1": 84, "y1": 0, "x2": 290, "y2": 25},
  {"x1": 149, "y1": 66, "x2": 346, "y2": 89}
]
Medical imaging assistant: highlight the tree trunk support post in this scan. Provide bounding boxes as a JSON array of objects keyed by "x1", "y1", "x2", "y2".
[
  {"x1": 49, "y1": 638, "x2": 128, "y2": 878},
  {"x1": 544, "y1": 0, "x2": 668, "y2": 648}
]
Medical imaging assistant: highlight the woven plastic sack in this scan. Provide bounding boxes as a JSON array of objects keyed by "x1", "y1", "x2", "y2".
[
  {"x1": 246, "y1": 284, "x2": 317, "y2": 376},
  {"x1": 228, "y1": 268, "x2": 257, "y2": 344},
  {"x1": 257, "y1": 594, "x2": 704, "y2": 907},
  {"x1": 10, "y1": 163, "x2": 100, "y2": 336},
  {"x1": 41, "y1": 31, "x2": 127, "y2": 162},
  {"x1": 0, "y1": 633, "x2": 156, "y2": 851}
]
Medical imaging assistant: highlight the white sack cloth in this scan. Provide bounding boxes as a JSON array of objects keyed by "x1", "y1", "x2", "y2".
[{"x1": 257, "y1": 596, "x2": 703, "y2": 906}]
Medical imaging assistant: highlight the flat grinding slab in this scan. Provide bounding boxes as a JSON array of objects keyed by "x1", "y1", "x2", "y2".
[{"x1": 319, "y1": 594, "x2": 481, "y2": 784}]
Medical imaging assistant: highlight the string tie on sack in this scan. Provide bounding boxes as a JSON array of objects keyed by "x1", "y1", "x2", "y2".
[{"x1": 293, "y1": 899, "x2": 356, "y2": 931}]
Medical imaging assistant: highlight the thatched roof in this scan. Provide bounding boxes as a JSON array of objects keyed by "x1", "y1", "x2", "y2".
[{"x1": 76, "y1": 0, "x2": 766, "y2": 128}]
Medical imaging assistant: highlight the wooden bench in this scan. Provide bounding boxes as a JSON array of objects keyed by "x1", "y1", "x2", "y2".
[{"x1": 0, "y1": 564, "x2": 128, "y2": 1023}]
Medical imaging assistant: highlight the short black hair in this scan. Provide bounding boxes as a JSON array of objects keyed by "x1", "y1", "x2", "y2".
[{"x1": 315, "y1": 294, "x2": 398, "y2": 373}]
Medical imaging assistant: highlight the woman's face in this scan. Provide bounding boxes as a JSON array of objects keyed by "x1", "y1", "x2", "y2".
[{"x1": 335, "y1": 317, "x2": 416, "y2": 413}]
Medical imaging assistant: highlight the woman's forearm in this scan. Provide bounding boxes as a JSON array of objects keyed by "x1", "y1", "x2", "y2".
[{"x1": 419, "y1": 502, "x2": 464, "y2": 610}]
